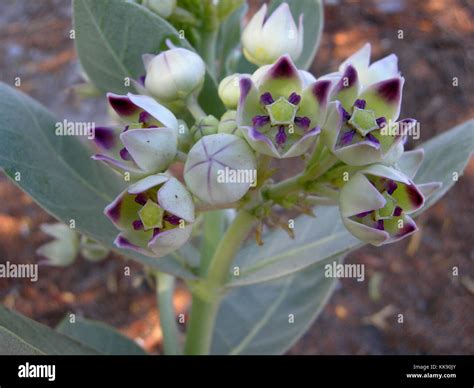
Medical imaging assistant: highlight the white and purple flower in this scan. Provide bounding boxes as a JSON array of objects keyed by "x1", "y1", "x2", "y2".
[
  {"x1": 339, "y1": 164, "x2": 425, "y2": 246},
  {"x1": 321, "y1": 61, "x2": 413, "y2": 166},
  {"x1": 92, "y1": 93, "x2": 178, "y2": 177},
  {"x1": 237, "y1": 55, "x2": 331, "y2": 158},
  {"x1": 105, "y1": 174, "x2": 195, "y2": 258}
]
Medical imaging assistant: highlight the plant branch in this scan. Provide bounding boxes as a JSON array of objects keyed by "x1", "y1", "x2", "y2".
[
  {"x1": 156, "y1": 272, "x2": 181, "y2": 355},
  {"x1": 184, "y1": 210, "x2": 256, "y2": 355},
  {"x1": 186, "y1": 94, "x2": 207, "y2": 121}
]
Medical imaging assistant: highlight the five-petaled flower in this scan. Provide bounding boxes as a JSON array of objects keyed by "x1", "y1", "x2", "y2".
[
  {"x1": 237, "y1": 55, "x2": 331, "y2": 158},
  {"x1": 321, "y1": 59, "x2": 414, "y2": 166},
  {"x1": 92, "y1": 93, "x2": 179, "y2": 177},
  {"x1": 105, "y1": 174, "x2": 195, "y2": 258},
  {"x1": 339, "y1": 165, "x2": 425, "y2": 246}
]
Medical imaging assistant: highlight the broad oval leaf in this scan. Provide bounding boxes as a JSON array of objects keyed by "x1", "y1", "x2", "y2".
[
  {"x1": 228, "y1": 119, "x2": 474, "y2": 287},
  {"x1": 0, "y1": 305, "x2": 98, "y2": 355},
  {"x1": 73, "y1": 0, "x2": 224, "y2": 117},
  {"x1": 0, "y1": 82, "x2": 196, "y2": 279},
  {"x1": 229, "y1": 206, "x2": 360, "y2": 287},
  {"x1": 211, "y1": 256, "x2": 339, "y2": 355},
  {"x1": 0, "y1": 327, "x2": 44, "y2": 355},
  {"x1": 414, "y1": 119, "x2": 474, "y2": 211},
  {"x1": 57, "y1": 316, "x2": 147, "y2": 355}
]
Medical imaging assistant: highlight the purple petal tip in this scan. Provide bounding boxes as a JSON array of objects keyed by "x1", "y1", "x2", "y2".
[
  {"x1": 239, "y1": 77, "x2": 252, "y2": 102},
  {"x1": 377, "y1": 78, "x2": 402, "y2": 102},
  {"x1": 108, "y1": 94, "x2": 138, "y2": 116},
  {"x1": 270, "y1": 55, "x2": 298, "y2": 79},
  {"x1": 312, "y1": 80, "x2": 331, "y2": 105},
  {"x1": 93, "y1": 127, "x2": 116, "y2": 150}
]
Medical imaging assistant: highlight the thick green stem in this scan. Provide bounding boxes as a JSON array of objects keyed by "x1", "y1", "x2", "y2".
[
  {"x1": 156, "y1": 272, "x2": 181, "y2": 355},
  {"x1": 184, "y1": 210, "x2": 256, "y2": 355}
]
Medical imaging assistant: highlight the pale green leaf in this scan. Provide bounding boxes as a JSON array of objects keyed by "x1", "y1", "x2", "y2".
[
  {"x1": 0, "y1": 305, "x2": 98, "y2": 355},
  {"x1": 0, "y1": 82, "x2": 196, "y2": 279},
  {"x1": 57, "y1": 316, "x2": 147, "y2": 355},
  {"x1": 73, "y1": 0, "x2": 224, "y2": 117}
]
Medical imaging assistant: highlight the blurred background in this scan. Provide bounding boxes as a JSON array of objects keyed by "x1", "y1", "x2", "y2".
[{"x1": 0, "y1": 0, "x2": 473, "y2": 354}]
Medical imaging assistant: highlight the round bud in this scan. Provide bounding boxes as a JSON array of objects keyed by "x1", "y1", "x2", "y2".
[{"x1": 184, "y1": 134, "x2": 257, "y2": 205}]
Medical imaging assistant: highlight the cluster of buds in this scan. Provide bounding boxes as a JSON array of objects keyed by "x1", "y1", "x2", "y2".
[{"x1": 93, "y1": 3, "x2": 438, "y2": 259}]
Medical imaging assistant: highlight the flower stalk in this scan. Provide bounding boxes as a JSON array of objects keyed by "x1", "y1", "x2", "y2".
[
  {"x1": 156, "y1": 272, "x2": 181, "y2": 355},
  {"x1": 184, "y1": 210, "x2": 256, "y2": 355}
]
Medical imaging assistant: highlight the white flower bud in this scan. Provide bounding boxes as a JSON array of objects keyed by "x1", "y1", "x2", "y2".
[
  {"x1": 36, "y1": 223, "x2": 79, "y2": 267},
  {"x1": 184, "y1": 134, "x2": 257, "y2": 205},
  {"x1": 242, "y1": 3, "x2": 303, "y2": 66},
  {"x1": 144, "y1": 48, "x2": 205, "y2": 102},
  {"x1": 218, "y1": 74, "x2": 245, "y2": 109}
]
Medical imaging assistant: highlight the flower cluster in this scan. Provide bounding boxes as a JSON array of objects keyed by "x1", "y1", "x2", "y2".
[{"x1": 93, "y1": 2, "x2": 439, "y2": 258}]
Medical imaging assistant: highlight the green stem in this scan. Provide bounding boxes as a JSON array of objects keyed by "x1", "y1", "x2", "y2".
[
  {"x1": 264, "y1": 147, "x2": 338, "y2": 201},
  {"x1": 200, "y1": 210, "x2": 225, "y2": 276},
  {"x1": 184, "y1": 210, "x2": 256, "y2": 355},
  {"x1": 156, "y1": 272, "x2": 181, "y2": 355},
  {"x1": 304, "y1": 150, "x2": 338, "y2": 181},
  {"x1": 186, "y1": 95, "x2": 207, "y2": 121}
]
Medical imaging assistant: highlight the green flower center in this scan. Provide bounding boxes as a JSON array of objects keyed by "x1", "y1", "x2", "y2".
[
  {"x1": 138, "y1": 199, "x2": 164, "y2": 230},
  {"x1": 265, "y1": 97, "x2": 298, "y2": 126},
  {"x1": 348, "y1": 107, "x2": 379, "y2": 137}
]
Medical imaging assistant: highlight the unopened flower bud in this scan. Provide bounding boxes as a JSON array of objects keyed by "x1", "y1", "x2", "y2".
[
  {"x1": 218, "y1": 74, "x2": 244, "y2": 109},
  {"x1": 144, "y1": 48, "x2": 205, "y2": 102},
  {"x1": 242, "y1": 3, "x2": 303, "y2": 66},
  {"x1": 177, "y1": 119, "x2": 192, "y2": 152},
  {"x1": 184, "y1": 133, "x2": 257, "y2": 205},
  {"x1": 218, "y1": 110, "x2": 241, "y2": 137},
  {"x1": 190, "y1": 115, "x2": 219, "y2": 142},
  {"x1": 80, "y1": 236, "x2": 109, "y2": 262},
  {"x1": 36, "y1": 223, "x2": 79, "y2": 267}
]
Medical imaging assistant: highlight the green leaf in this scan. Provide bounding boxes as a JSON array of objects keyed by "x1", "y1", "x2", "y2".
[
  {"x1": 216, "y1": 3, "x2": 247, "y2": 79},
  {"x1": 57, "y1": 316, "x2": 147, "y2": 355},
  {"x1": 0, "y1": 305, "x2": 98, "y2": 355},
  {"x1": 0, "y1": 82, "x2": 196, "y2": 279},
  {"x1": 236, "y1": 0, "x2": 324, "y2": 73},
  {"x1": 73, "y1": 0, "x2": 224, "y2": 117},
  {"x1": 211, "y1": 256, "x2": 339, "y2": 355},
  {"x1": 414, "y1": 119, "x2": 474, "y2": 210},
  {"x1": 0, "y1": 327, "x2": 45, "y2": 355},
  {"x1": 229, "y1": 206, "x2": 360, "y2": 287},
  {"x1": 228, "y1": 120, "x2": 474, "y2": 287}
]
